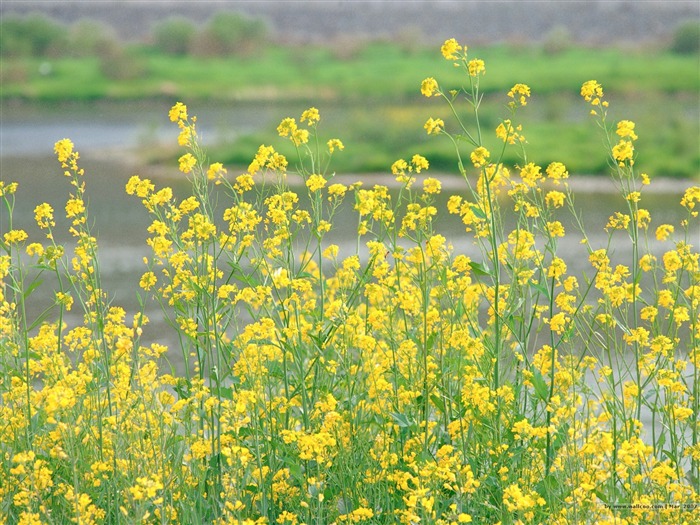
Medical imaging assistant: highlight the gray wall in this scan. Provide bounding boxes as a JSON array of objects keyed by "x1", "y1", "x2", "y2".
[{"x1": 2, "y1": 0, "x2": 699, "y2": 46}]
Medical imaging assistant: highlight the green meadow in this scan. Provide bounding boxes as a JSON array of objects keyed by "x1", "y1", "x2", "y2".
[{"x1": 3, "y1": 41, "x2": 699, "y2": 178}]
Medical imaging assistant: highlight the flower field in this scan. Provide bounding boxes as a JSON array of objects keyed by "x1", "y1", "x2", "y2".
[{"x1": 1, "y1": 39, "x2": 699, "y2": 524}]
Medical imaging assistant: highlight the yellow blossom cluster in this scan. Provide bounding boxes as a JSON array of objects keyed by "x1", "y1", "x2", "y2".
[{"x1": 1, "y1": 42, "x2": 698, "y2": 525}]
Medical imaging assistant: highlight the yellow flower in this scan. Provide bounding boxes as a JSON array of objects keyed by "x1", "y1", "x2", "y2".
[
  {"x1": 4, "y1": 229, "x2": 28, "y2": 244},
  {"x1": 423, "y1": 178, "x2": 441, "y2": 194},
  {"x1": 277, "y1": 117, "x2": 297, "y2": 137},
  {"x1": 616, "y1": 120, "x2": 638, "y2": 140},
  {"x1": 441, "y1": 38, "x2": 462, "y2": 60},
  {"x1": 65, "y1": 198, "x2": 86, "y2": 220},
  {"x1": 580, "y1": 80, "x2": 604, "y2": 104},
  {"x1": 421, "y1": 77, "x2": 439, "y2": 97},
  {"x1": 470, "y1": 146, "x2": 490, "y2": 168},
  {"x1": 424, "y1": 117, "x2": 444, "y2": 135},
  {"x1": 656, "y1": 224, "x2": 674, "y2": 241},
  {"x1": 549, "y1": 312, "x2": 569, "y2": 334},
  {"x1": 680, "y1": 186, "x2": 700, "y2": 211},
  {"x1": 0, "y1": 181, "x2": 18, "y2": 196},
  {"x1": 636, "y1": 208, "x2": 651, "y2": 229},
  {"x1": 26, "y1": 243, "x2": 44, "y2": 257},
  {"x1": 411, "y1": 154, "x2": 429, "y2": 173},
  {"x1": 178, "y1": 153, "x2": 197, "y2": 174},
  {"x1": 306, "y1": 174, "x2": 327, "y2": 192},
  {"x1": 125, "y1": 175, "x2": 154, "y2": 197},
  {"x1": 291, "y1": 128, "x2": 309, "y2": 145},
  {"x1": 168, "y1": 102, "x2": 188, "y2": 122},
  {"x1": 520, "y1": 162, "x2": 542, "y2": 187},
  {"x1": 207, "y1": 162, "x2": 226, "y2": 181},
  {"x1": 545, "y1": 190, "x2": 566, "y2": 208},
  {"x1": 54, "y1": 138, "x2": 74, "y2": 163},
  {"x1": 327, "y1": 139, "x2": 344, "y2": 153},
  {"x1": 391, "y1": 158, "x2": 408, "y2": 176},
  {"x1": 496, "y1": 120, "x2": 513, "y2": 142},
  {"x1": 606, "y1": 211, "x2": 630, "y2": 230},
  {"x1": 322, "y1": 244, "x2": 339, "y2": 259},
  {"x1": 546, "y1": 161, "x2": 568, "y2": 183},
  {"x1": 301, "y1": 107, "x2": 320, "y2": 125},
  {"x1": 507, "y1": 83, "x2": 531, "y2": 107},
  {"x1": 548, "y1": 257, "x2": 567, "y2": 279},
  {"x1": 468, "y1": 58, "x2": 485, "y2": 76},
  {"x1": 328, "y1": 183, "x2": 347, "y2": 199},
  {"x1": 177, "y1": 125, "x2": 192, "y2": 147},
  {"x1": 547, "y1": 221, "x2": 565, "y2": 238},
  {"x1": 612, "y1": 140, "x2": 634, "y2": 164},
  {"x1": 34, "y1": 202, "x2": 55, "y2": 229},
  {"x1": 140, "y1": 272, "x2": 157, "y2": 291}
]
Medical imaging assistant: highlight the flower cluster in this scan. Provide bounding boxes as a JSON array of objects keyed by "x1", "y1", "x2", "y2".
[{"x1": 0, "y1": 39, "x2": 697, "y2": 525}]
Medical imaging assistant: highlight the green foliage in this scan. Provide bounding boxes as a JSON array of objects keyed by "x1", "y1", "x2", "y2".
[
  {"x1": 97, "y1": 44, "x2": 148, "y2": 81},
  {"x1": 542, "y1": 25, "x2": 572, "y2": 56},
  {"x1": 191, "y1": 11, "x2": 268, "y2": 57},
  {"x1": 0, "y1": 13, "x2": 67, "y2": 57},
  {"x1": 153, "y1": 16, "x2": 197, "y2": 56},
  {"x1": 670, "y1": 21, "x2": 700, "y2": 54},
  {"x1": 67, "y1": 19, "x2": 118, "y2": 58}
]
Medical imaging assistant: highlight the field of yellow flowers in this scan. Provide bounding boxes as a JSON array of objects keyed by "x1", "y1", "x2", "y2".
[{"x1": 1, "y1": 39, "x2": 699, "y2": 525}]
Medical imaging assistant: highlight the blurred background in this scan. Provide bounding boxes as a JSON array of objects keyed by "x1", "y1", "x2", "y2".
[
  {"x1": 1, "y1": 1, "x2": 699, "y2": 330},
  {"x1": 2, "y1": 0, "x2": 699, "y2": 176}
]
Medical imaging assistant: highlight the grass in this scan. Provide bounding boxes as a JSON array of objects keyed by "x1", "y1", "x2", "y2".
[
  {"x1": 3, "y1": 43, "x2": 699, "y2": 102},
  {"x1": 4, "y1": 42, "x2": 698, "y2": 178}
]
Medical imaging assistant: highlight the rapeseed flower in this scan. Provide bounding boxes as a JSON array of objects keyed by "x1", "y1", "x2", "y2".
[
  {"x1": 470, "y1": 146, "x2": 490, "y2": 168},
  {"x1": 301, "y1": 107, "x2": 320, "y2": 125},
  {"x1": 306, "y1": 174, "x2": 327, "y2": 192},
  {"x1": 467, "y1": 58, "x2": 485, "y2": 76},
  {"x1": 424, "y1": 117, "x2": 444, "y2": 135},
  {"x1": 421, "y1": 77, "x2": 439, "y2": 97},
  {"x1": 327, "y1": 138, "x2": 344, "y2": 153},
  {"x1": 441, "y1": 38, "x2": 462, "y2": 60},
  {"x1": 169, "y1": 101, "x2": 188, "y2": 122},
  {"x1": 507, "y1": 83, "x2": 531, "y2": 107},
  {"x1": 178, "y1": 153, "x2": 197, "y2": 174},
  {"x1": 3, "y1": 38, "x2": 698, "y2": 525}
]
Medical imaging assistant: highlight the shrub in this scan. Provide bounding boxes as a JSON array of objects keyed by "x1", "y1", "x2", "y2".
[
  {"x1": 542, "y1": 24, "x2": 572, "y2": 55},
  {"x1": 1, "y1": 39, "x2": 698, "y2": 524},
  {"x1": 67, "y1": 19, "x2": 118, "y2": 58},
  {"x1": 153, "y1": 16, "x2": 197, "y2": 56},
  {"x1": 97, "y1": 42, "x2": 147, "y2": 81},
  {"x1": 670, "y1": 21, "x2": 700, "y2": 54},
  {"x1": 191, "y1": 11, "x2": 268, "y2": 57},
  {"x1": 0, "y1": 12, "x2": 67, "y2": 57}
]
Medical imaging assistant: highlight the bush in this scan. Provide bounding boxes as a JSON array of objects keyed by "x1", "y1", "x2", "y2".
[
  {"x1": 67, "y1": 19, "x2": 118, "y2": 58},
  {"x1": 191, "y1": 11, "x2": 267, "y2": 57},
  {"x1": 1, "y1": 39, "x2": 698, "y2": 525},
  {"x1": 542, "y1": 25, "x2": 572, "y2": 55},
  {"x1": 97, "y1": 43, "x2": 147, "y2": 81},
  {"x1": 670, "y1": 21, "x2": 700, "y2": 54},
  {"x1": 153, "y1": 16, "x2": 197, "y2": 56},
  {"x1": 0, "y1": 12, "x2": 67, "y2": 57}
]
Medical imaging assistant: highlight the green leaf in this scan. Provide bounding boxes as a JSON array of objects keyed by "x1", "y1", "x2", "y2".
[
  {"x1": 529, "y1": 280, "x2": 550, "y2": 299},
  {"x1": 390, "y1": 412, "x2": 412, "y2": 428},
  {"x1": 471, "y1": 206, "x2": 487, "y2": 220},
  {"x1": 532, "y1": 369, "x2": 549, "y2": 401},
  {"x1": 23, "y1": 279, "x2": 43, "y2": 300},
  {"x1": 430, "y1": 394, "x2": 446, "y2": 412},
  {"x1": 469, "y1": 261, "x2": 492, "y2": 277}
]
